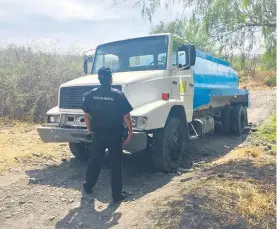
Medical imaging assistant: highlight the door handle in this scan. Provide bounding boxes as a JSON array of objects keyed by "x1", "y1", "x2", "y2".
[{"x1": 189, "y1": 83, "x2": 194, "y2": 87}]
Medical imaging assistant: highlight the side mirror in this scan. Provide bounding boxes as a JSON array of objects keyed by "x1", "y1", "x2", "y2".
[
  {"x1": 178, "y1": 44, "x2": 197, "y2": 69},
  {"x1": 183, "y1": 45, "x2": 196, "y2": 67},
  {"x1": 188, "y1": 45, "x2": 196, "y2": 66},
  {"x1": 83, "y1": 57, "x2": 88, "y2": 75},
  {"x1": 83, "y1": 48, "x2": 95, "y2": 75}
]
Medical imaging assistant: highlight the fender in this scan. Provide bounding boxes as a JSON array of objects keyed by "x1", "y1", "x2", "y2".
[
  {"x1": 46, "y1": 106, "x2": 59, "y2": 115},
  {"x1": 131, "y1": 99, "x2": 190, "y2": 130}
]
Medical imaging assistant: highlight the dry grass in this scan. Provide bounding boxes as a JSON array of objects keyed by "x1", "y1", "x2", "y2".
[
  {"x1": 195, "y1": 179, "x2": 276, "y2": 228},
  {"x1": 152, "y1": 145, "x2": 276, "y2": 229},
  {"x1": 213, "y1": 147, "x2": 264, "y2": 165},
  {"x1": 153, "y1": 178, "x2": 275, "y2": 228},
  {"x1": 0, "y1": 118, "x2": 71, "y2": 174},
  {"x1": 236, "y1": 184, "x2": 275, "y2": 226},
  {"x1": 239, "y1": 70, "x2": 276, "y2": 89}
]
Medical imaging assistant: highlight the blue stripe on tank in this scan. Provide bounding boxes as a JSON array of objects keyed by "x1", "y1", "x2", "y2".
[{"x1": 192, "y1": 52, "x2": 249, "y2": 110}]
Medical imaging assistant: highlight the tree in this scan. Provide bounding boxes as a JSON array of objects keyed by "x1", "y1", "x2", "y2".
[
  {"x1": 150, "y1": 17, "x2": 217, "y2": 54},
  {"x1": 127, "y1": 0, "x2": 276, "y2": 53}
]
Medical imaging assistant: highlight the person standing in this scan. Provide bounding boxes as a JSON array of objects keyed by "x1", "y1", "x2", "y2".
[{"x1": 81, "y1": 67, "x2": 133, "y2": 202}]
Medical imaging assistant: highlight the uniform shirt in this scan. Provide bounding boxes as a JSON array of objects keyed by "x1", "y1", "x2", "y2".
[{"x1": 82, "y1": 85, "x2": 133, "y2": 135}]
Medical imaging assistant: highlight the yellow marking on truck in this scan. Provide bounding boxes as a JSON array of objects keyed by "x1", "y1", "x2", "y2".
[{"x1": 179, "y1": 80, "x2": 187, "y2": 93}]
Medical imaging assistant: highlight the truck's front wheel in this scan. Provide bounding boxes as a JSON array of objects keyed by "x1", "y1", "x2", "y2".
[
  {"x1": 69, "y1": 143, "x2": 90, "y2": 161},
  {"x1": 151, "y1": 116, "x2": 184, "y2": 172}
]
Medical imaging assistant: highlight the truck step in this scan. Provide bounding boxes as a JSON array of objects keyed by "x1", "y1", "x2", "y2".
[
  {"x1": 188, "y1": 123, "x2": 199, "y2": 141},
  {"x1": 246, "y1": 122, "x2": 253, "y2": 127},
  {"x1": 189, "y1": 135, "x2": 199, "y2": 141}
]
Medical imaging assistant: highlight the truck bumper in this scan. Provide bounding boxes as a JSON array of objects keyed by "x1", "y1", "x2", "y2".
[{"x1": 37, "y1": 126, "x2": 148, "y2": 152}]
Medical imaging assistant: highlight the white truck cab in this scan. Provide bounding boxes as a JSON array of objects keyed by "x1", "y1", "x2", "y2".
[{"x1": 38, "y1": 33, "x2": 249, "y2": 172}]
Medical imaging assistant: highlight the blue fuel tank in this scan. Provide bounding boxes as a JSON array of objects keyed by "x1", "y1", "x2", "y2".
[{"x1": 192, "y1": 50, "x2": 248, "y2": 110}]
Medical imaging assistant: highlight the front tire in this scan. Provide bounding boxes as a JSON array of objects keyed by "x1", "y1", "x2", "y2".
[
  {"x1": 69, "y1": 143, "x2": 90, "y2": 161},
  {"x1": 151, "y1": 116, "x2": 184, "y2": 172}
]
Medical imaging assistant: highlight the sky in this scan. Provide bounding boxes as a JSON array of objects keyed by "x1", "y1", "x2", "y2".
[{"x1": 0, "y1": 0, "x2": 182, "y2": 53}]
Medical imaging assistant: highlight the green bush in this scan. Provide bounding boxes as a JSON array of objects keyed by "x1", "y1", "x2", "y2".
[
  {"x1": 0, "y1": 44, "x2": 84, "y2": 122},
  {"x1": 264, "y1": 75, "x2": 276, "y2": 87},
  {"x1": 256, "y1": 115, "x2": 276, "y2": 147}
]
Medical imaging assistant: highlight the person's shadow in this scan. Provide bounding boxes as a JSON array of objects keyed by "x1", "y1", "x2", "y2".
[{"x1": 56, "y1": 192, "x2": 122, "y2": 229}]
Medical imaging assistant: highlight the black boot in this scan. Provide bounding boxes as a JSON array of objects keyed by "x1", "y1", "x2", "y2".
[
  {"x1": 113, "y1": 191, "x2": 127, "y2": 202},
  {"x1": 83, "y1": 182, "x2": 93, "y2": 194}
]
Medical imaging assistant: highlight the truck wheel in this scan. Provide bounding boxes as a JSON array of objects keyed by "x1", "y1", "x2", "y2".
[
  {"x1": 69, "y1": 143, "x2": 90, "y2": 161},
  {"x1": 244, "y1": 107, "x2": 248, "y2": 126},
  {"x1": 231, "y1": 105, "x2": 246, "y2": 136},
  {"x1": 151, "y1": 116, "x2": 184, "y2": 172},
  {"x1": 215, "y1": 105, "x2": 232, "y2": 134}
]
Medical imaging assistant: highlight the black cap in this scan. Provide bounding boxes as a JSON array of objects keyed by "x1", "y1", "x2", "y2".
[{"x1": 98, "y1": 67, "x2": 112, "y2": 85}]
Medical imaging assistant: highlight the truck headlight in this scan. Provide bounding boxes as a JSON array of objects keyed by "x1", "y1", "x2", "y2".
[
  {"x1": 131, "y1": 116, "x2": 148, "y2": 129},
  {"x1": 47, "y1": 115, "x2": 60, "y2": 124}
]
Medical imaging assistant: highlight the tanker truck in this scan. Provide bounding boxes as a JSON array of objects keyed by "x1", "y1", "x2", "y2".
[{"x1": 37, "y1": 33, "x2": 249, "y2": 172}]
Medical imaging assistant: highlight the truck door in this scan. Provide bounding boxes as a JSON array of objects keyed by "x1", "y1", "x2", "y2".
[{"x1": 170, "y1": 47, "x2": 194, "y2": 122}]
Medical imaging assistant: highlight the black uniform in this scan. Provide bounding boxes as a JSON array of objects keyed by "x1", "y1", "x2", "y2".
[{"x1": 82, "y1": 84, "x2": 133, "y2": 200}]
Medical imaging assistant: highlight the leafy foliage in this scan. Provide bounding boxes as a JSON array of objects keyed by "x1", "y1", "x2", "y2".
[
  {"x1": 260, "y1": 41, "x2": 276, "y2": 70},
  {"x1": 131, "y1": 0, "x2": 276, "y2": 54},
  {"x1": 150, "y1": 17, "x2": 216, "y2": 54},
  {"x1": 201, "y1": 0, "x2": 275, "y2": 51},
  {"x1": 264, "y1": 75, "x2": 276, "y2": 87}
]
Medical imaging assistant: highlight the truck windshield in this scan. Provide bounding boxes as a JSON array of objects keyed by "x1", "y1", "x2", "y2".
[{"x1": 91, "y1": 35, "x2": 168, "y2": 74}]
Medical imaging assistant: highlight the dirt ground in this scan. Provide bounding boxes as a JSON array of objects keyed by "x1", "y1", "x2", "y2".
[{"x1": 0, "y1": 89, "x2": 276, "y2": 229}]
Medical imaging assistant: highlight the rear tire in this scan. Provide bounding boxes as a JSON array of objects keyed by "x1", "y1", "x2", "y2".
[
  {"x1": 151, "y1": 116, "x2": 184, "y2": 172},
  {"x1": 231, "y1": 105, "x2": 246, "y2": 135},
  {"x1": 215, "y1": 105, "x2": 232, "y2": 134},
  {"x1": 69, "y1": 143, "x2": 90, "y2": 161},
  {"x1": 243, "y1": 107, "x2": 248, "y2": 126}
]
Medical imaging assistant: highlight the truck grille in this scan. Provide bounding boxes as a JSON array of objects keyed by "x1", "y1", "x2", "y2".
[{"x1": 59, "y1": 85, "x2": 122, "y2": 109}]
